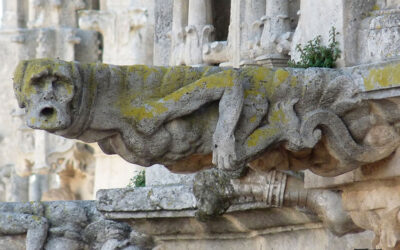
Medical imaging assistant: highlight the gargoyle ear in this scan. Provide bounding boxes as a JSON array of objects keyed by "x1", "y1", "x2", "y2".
[{"x1": 13, "y1": 60, "x2": 29, "y2": 108}]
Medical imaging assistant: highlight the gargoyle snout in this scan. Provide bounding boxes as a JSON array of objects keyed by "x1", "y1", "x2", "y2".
[
  {"x1": 26, "y1": 103, "x2": 71, "y2": 131},
  {"x1": 39, "y1": 106, "x2": 56, "y2": 119}
]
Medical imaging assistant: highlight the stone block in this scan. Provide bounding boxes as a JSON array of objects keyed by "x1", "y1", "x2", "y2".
[{"x1": 145, "y1": 164, "x2": 195, "y2": 186}]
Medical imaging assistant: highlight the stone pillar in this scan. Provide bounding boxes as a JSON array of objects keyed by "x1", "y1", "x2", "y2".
[
  {"x1": 256, "y1": 0, "x2": 292, "y2": 67},
  {"x1": 29, "y1": 130, "x2": 49, "y2": 201},
  {"x1": 234, "y1": 0, "x2": 266, "y2": 66},
  {"x1": 2, "y1": 0, "x2": 28, "y2": 29},
  {"x1": 29, "y1": 174, "x2": 48, "y2": 201},
  {"x1": 184, "y1": 0, "x2": 213, "y2": 65},
  {"x1": 79, "y1": 5, "x2": 154, "y2": 65},
  {"x1": 9, "y1": 170, "x2": 29, "y2": 202},
  {"x1": 154, "y1": 0, "x2": 173, "y2": 66},
  {"x1": 188, "y1": 0, "x2": 212, "y2": 27},
  {"x1": 0, "y1": 0, "x2": 99, "y2": 203},
  {"x1": 170, "y1": 0, "x2": 188, "y2": 65}
]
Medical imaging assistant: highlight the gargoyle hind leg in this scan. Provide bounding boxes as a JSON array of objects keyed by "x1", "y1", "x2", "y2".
[
  {"x1": 135, "y1": 70, "x2": 245, "y2": 171},
  {"x1": 240, "y1": 99, "x2": 300, "y2": 162}
]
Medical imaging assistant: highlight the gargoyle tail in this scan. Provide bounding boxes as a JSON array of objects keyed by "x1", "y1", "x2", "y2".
[{"x1": 300, "y1": 109, "x2": 400, "y2": 175}]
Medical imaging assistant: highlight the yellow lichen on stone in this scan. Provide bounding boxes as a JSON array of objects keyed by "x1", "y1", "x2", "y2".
[
  {"x1": 159, "y1": 66, "x2": 204, "y2": 97},
  {"x1": 120, "y1": 101, "x2": 169, "y2": 120},
  {"x1": 290, "y1": 76, "x2": 298, "y2": 87},
  {"x1": 14, "y1": 59, "x2": 77, "y2": 107},
  {"x1": 249, "y1": 115, "x2": 257, "y2": 123},
  {"x1": 246, "y1": 127, "x2": 280, "y2": 147},
  {"x1": 270, "y1": 108, "x2": 287, "y2": 124},
  {"x1": 127, "y1": 65, "x2": 160, "y2": 83},
  {"x1": 364, "y1": 63, "x2": 400, "y2": 91},
  {"x1": 246, "y1": 104, "x2": 288, "y2": 148},
  {"x1": 243, "y1": 67, "x2": 272, "y2": 99},
  {"x1": 266, "y1": 68, "x2": 290, "y2": 96},
  {"x1": 163, "y1": 70, "x2": 234, "y2": 102}
]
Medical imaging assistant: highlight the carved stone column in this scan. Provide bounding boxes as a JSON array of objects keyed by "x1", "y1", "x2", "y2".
[
  {"x1": 170, "y1": 0, "x2": 189, "y2": 65},
  {"x1": 1, "y1": 0, "x2": 28, "y2": 29},
  {"x1": 184, "y1": 0, "x2": 213, "y2": 65},
  {"x1": 256, "y1": 0, "x2": 292, "y2": 67},
  {"x1": 187, "y1": 0, "x2": 212, "y2": 34},
  {"x1": 28, "y1": 131, "x2": 48, "y2": 201},
  {"x1": 28, "y1": 0, "x2": 87, "y2": 28},
  {"x1": 237, "y1": 0, "x2": 266, "y2": 65},
  {"x1": 79, "y1": 7, "x2": 153, "y2": 65}
]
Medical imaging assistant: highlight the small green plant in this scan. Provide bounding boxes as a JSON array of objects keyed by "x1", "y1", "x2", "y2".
[
  {"x1": 127, "y1": 170, "x2": 145, "y2": 188},
  {"x1": 288, "y1": 27, "x2": 341, "y2": 68}
]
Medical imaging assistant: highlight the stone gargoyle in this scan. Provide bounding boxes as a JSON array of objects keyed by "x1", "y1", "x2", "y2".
[{"x1": 13, "y1": 58, "x2": 400, "y2": 176}]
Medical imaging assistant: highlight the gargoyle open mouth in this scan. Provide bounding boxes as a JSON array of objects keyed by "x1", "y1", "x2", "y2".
[{"x1": 26, "y1": 102, "x2": 71, "y2": 131}]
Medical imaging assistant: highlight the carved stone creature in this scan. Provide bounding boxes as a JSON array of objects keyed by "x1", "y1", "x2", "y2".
[{"x1": 13, "y1": 58, "x2": 400, "y2": 176}]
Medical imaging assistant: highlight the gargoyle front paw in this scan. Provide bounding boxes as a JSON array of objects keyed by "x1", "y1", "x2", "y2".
[{"x1": 212, "y1": 135, "x2": 239, "y2": 171}]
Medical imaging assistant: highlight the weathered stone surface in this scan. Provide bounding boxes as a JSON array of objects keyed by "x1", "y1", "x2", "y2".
[
  {"x1": 0, "y1": 197, "x2": 371, "y2": 250},
  {"x1": 0, "y1": 200, "x2": 154, "y2": 250},
  {"x1": 357, "y1": 5, "x2": 400, "y2": 65},
  {"x1": 98, "y1": 168, "x2": 358, "y2": 236},
  {"x1": 79, "y1": 1, "x2": 155, "y2": 65},
  {"x1": 97, "y1": 185, "x2": 197, "y2": 212},
  {"x1": 146, "y1": 164, "x2": 194, "y2": 186},
  {"x1": 6, "y1": 1, "x2": 400, "y2": 249},
  {"x1": 153, "y1": 228, "x2": 374, "y2": 250},
  {"x1": 305, "y1": 147, "x2": 400, "y2": 189},
  {"x1": 13, "y1": 58, "x2": 400, "y2": 178},
  {"x1": 340, "y1": 180, "x2": 400, "y2": 249}
]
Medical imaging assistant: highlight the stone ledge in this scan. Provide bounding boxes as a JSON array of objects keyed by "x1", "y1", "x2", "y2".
[
  {"x1": 97, "y1": 185, "x2": 322, "y2": 237},
  {"x1": 96, "y1": 185, "x2": 197, "y2": 212}
]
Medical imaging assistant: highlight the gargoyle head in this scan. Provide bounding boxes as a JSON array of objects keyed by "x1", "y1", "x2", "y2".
[{"x1": 14, "y1": 59, "x2": 82, "y2": 133}]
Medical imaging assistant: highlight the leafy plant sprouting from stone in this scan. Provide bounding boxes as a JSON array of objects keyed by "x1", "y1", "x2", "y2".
[
  {"x1": 127, "y1": 170, "x2": 145, "y2": 188},
  {"x1": 288, "y1": 27, "x2": 341, "y2": 68}
]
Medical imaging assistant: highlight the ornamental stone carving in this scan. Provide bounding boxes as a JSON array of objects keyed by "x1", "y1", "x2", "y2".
[{"x1": 13, "y1": 58, "x2": 400, "y2": 178}]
